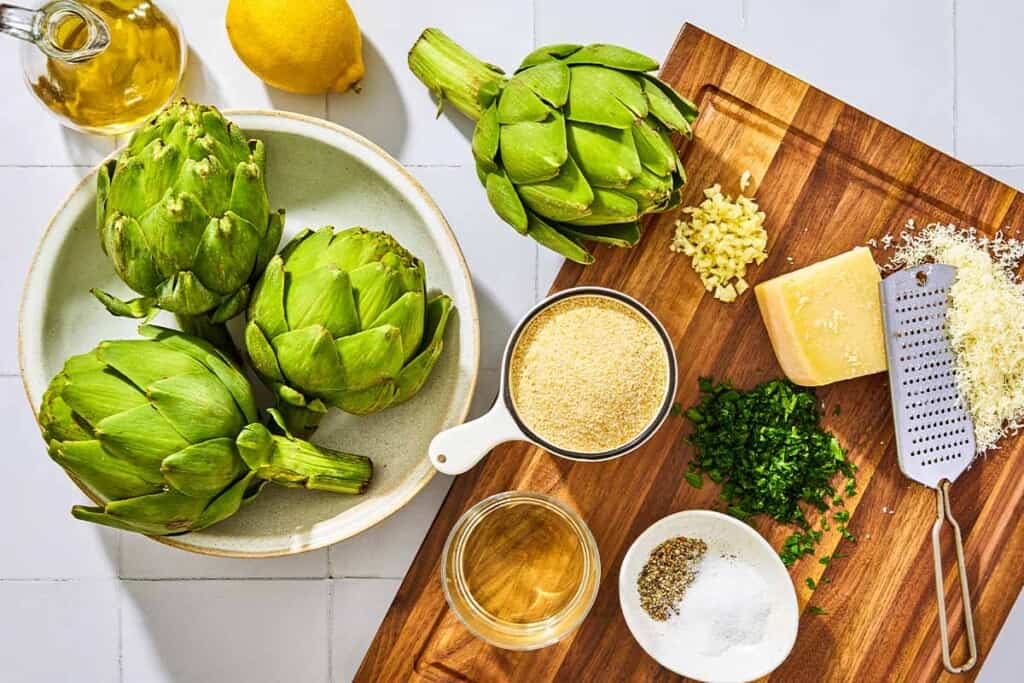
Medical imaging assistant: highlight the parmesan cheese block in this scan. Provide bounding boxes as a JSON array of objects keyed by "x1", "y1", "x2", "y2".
[{"x1": 755, "y1": 247, "x2": 886, "y2": 386}]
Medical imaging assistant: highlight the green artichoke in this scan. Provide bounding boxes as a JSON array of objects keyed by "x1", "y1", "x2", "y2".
[
  {"x1": 408, "y1": 29, "x2": 697, "y2": 265},
  {"x1": 245, "y1": 226, "x2": 454, "y2": 435},
  {"x1": 39, "y1": 325, "x2": 372, "y2": 536},
  {"x1": 92, "y1": 98, "x2": 284, "y2": 348}
]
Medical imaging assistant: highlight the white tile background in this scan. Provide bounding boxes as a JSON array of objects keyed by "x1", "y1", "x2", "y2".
[{"x1": 0, "y1": 1, "x2": 1020, "y2": 681}]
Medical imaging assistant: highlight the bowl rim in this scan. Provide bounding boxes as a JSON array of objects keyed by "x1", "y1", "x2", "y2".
[{"x1": 18, "y1": 108, "x2": 480, "y2": 558}]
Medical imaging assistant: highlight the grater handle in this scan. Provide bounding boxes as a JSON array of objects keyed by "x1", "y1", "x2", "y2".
[{"x1": 930, "y1": 479, "x2": 978, "y2": 673}]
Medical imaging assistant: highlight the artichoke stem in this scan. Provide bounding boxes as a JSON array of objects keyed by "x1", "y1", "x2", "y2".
[
  {"x1": 176, "y1": 314, "x2": 241, "y2": 363},
  {"x1": 408, "y1": 28, "x2": 505, "y2": 121}
]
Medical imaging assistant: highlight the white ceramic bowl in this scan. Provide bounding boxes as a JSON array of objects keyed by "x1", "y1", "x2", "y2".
[
  {"x1": 619, "y1": 510, "x2": 799, "y2": 682},
  {"x1": 19, "y1": 110, "x2": 479, "y2": 557}
]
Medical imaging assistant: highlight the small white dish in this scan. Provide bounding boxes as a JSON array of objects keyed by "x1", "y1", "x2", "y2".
[
  {"x1": 19, "y1": 110, "x2": 479, "y2": 557},
  {"x1": 619, "y1": 510, "x2": 799, "y2": 682}
]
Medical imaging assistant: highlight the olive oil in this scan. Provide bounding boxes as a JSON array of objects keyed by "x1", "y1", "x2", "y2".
[
  {"x1": 32, "y1": 0, "x2": 183, "y2": 134},
  {"x1": 462, "y1": 499, "x2": 584, "y2": 624},
  {"x1": 442, "y1": 492, "x2": 600, "y2": 650}
]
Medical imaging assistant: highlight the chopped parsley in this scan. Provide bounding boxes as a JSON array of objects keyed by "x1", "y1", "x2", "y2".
[
  {"x1": 806, "y1": 577, "x2": 817, "y2": 590},
  {"x1": 670, "y1": 401, "x2": 683, "y2": 417},
  {"x1": 682, "y1": 378, "x2": 857, "y2": 566},
  {"x1": 808, "y1": 606, "x2": 829, "y2": 615}
]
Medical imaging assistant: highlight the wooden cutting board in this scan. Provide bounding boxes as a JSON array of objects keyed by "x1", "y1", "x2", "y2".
[{"x1": 356, "y1": 24, "x2": 1024, "y2": 682}]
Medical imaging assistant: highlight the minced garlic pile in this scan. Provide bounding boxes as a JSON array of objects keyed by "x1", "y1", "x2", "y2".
[
  {"x1": 889, "y1": 221, "x2": 1024, "y2": 453},
  {"x1": 670, "y1": 172, "x2": 768, "y2": 302}
]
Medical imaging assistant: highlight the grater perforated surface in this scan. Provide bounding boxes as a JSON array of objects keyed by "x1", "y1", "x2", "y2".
[{"x1": 880, "y1": 264, "x2": 976, "y2": 489}]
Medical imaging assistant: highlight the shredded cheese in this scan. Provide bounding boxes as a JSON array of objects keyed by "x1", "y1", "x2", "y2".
[
  {"x1": 670, "y1": 175, "x2": 768, "y2": 302},
  {"x1": 889, "y1": 222, "x2": 1024, "y2": 453}
]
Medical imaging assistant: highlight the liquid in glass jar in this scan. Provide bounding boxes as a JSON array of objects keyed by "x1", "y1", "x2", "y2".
[{"x1": 29, "y1": 1, "x2": 184, "y2": 134}]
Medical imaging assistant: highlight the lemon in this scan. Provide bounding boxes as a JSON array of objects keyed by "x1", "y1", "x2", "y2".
[{"x1": 226, "y1": 0, "x2": 364, "y2": 94}]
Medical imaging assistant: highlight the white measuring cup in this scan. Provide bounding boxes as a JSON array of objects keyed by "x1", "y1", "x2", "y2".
[{"x1": 429, "y1": 286, "x2": 678, "y2": 475}]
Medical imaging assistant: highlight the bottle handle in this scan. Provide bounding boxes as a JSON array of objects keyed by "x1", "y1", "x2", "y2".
[
  {"x1": 429, "y1": 401, "x2": 525, "y2": 475},
  {"x1": 0, "y1": 1, "x2": 108, "y2": 62}
]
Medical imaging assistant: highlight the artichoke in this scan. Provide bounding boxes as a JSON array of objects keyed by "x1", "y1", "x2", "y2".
[
  {"x1": 92, "y1": 98, "x2": 284, "y2": 348},
  {"x1": 39, "y1": 325, "x2": 372, "y2": 536},
  {"x1": 245, "y1": 226, "x2": 454, "y2": 435},
  {"x1": 408, "y1": 29, "x2": 697, "y2": 264}
]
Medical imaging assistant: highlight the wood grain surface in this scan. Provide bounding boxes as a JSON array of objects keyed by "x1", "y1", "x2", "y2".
[{"x1": 356, "y1": 25, "x2": 1024, "y2": 682}]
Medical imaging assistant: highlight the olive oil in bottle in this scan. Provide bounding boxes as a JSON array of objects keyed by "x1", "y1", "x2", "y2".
[
  {"x1": 443, "y1": 492, "x2": 600, "y2": 650},
  {"x1": 30, "y1": 0, "x2": 184, "y2": 134}
]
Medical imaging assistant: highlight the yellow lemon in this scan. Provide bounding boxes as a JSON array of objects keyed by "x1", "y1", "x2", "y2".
[{"x1": 226, "y1": 0, "x2": 364, "y2": 94}]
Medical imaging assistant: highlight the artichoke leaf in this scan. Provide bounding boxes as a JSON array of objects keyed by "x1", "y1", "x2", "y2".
[
  {"x1": 71, "y1": 505, "x2": 164, "y2": 535},
  {"x1": 272, "y1": 325, "x2": 346, "y2": 398},
  {"x1": 285, "y1": 265, "x2": 360, "y2": 338},
  {"x1": 91, "y1": 289, "x2": 158, "y2": 320},
  {"x1": 499, "y1": 114, "x2": 568, "y2": 184},
  {"x1": 40, "y1": 375, "x2": 92, "y2": 443},
  {"x1": 643, "y1": 75, "x2": 698, "y2": 125},
  {"x1": 154, "y1": 270, "x2": 222, "y2": 316},
  {"x1": 484, "y1": 169, "x2": 528, "y2": 234},
  {"x1": 53, "y1": 439, "x2": 164, "y2": 502},
  {"x1": 140, "y1": 324, "x2": 258, "y2": 423},
  {"x1": 107, "y1": 144, "x2": 180, "y2": 218},
  {"x1": 516, "y1": 61, "x2": 570, "y2": 107},
  {"x1": 335, "y1": 383, "x2": 397, "y2": 416},
  {"x1": 274, "y1": 395, "x2": 327, "y2": 438},
  {"x1": 94, "y1": 403, "x2": 191, "y2": 465},
  {"x1": 517, "y1": 43, "x2": 582, "y2": 71},
  {"x1": 471, "y1": 103, "x2": 500, "y2": 171},
  {"x1": 175, "y1": 155, "x2": 234, "y2": 218},
  {"x1": 564, "y1": 188, "x2": 638, "y2": 226},
  {"x1": 148, "y1": 371, "x2": 246, "y2": 443},
  {"x1": 193, "y1": 471, "x2": 258, "y2": 530},
  {"x1": 192, "y1": 212, "x2": 262, "y2": 295},
  {"x1": 621, "y1": 166, "x2": 674, "y2": 213},
  {"x1": 253, "y1": 209, "x2": 285, "y2": 277},
  {"x1": 101, "y1": 214, "x2": 162, "y2": 295},
  {"x1": 227, "y1": 158, "x2": 271, "y2": 231},
  {"x1": 394, "y1": 294, "x2": 454, "y2": 404},
  {"x1": 248, "y1": 256, "x2": 288, "y2": 338},
  {"x1": 642, "y1": 77, "x2": 690, "y2": 133},
  {"x1": 348, "y1": 261, "x2": 405, "y2": 329},
  {"x1": 567, "y1": 121, "x2": 642, "y2": 188},
  {"x1": 563, "y1": 44, "x2": 659, "y2": 72},
  {"x1": 96, "y1": 159, "x2": 113, "y2": 248},
  {"x1": 137, "y1": 191, "x2": 210, "y2": 278},
  {"x1": 333, "y1": 325, "x2": 406, "y2": 393},
  {"x1": 60, "y1": 355, "x2": 148, "y2": 426},
  {"x1": 161, "y1": 437, "x2": 245, "y2": 497},
  {"x1": 245, "y1": 320, "x2": 286, "y2": 383},
  {"x1": 280, "y1": 226, "x2": 332, "y2": 273},
  {"x1": 517, "y1": 155, "x2": 595, "y2": 223},
  {"x1": 632, "y1": 118, "x2": 678, "y2": 177},
  {"x1": 97, "y1": 338, "x2": 206, "y2": 388},
  {"x1": 497, "y1": 78, "x2": 551, "y2": 124},
  {"x1": 323, "y1": 228, "x2": 397, "y2": 274},
  {"x1": 368, "y1": 291, "x2": 426, "y2": 363},
  {"x1": 208, "y1": 285, "x2": 249, "y2": 324},
  {"x1": 96, "y1": 489, "x2": 210, "y2": 535},
  {"x1": 566, "y1": 66, "x2": 648, "y2": 128},
  {"x1": 558, "y1": 221, "x2": 642, "y2": 247},
  {"x1": 525, "y1": 212, "x2": 594, "y2": 265}
]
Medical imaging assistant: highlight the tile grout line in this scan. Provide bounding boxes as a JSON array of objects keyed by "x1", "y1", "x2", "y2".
[
  {"x1": 952, "y1": 0, "x2": 958, "y2": 158},
  {"x1": 117, "y1": 576, "x2": 124, "y2": 683},
  {"x1": 326, "y1": 578, "x2": 334, "y2": 683}
]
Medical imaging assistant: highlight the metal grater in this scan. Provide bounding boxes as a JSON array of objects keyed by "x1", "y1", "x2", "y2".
[{"x1": 880, "y1": 263, "x2": 978, "y2": 674}]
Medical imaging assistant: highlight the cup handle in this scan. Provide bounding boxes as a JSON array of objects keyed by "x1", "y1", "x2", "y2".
[{"x1": 429, "y1": 402, "x2": 524, "y2": 475}]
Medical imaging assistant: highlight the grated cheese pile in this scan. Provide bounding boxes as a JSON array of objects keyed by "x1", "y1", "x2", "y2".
[
  {"x1": 889, "y1": 221, "x2": 1024, "y2": 453},
  {"x1": 670, "y1": 172, "x2": 768, "y2": 302}
]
